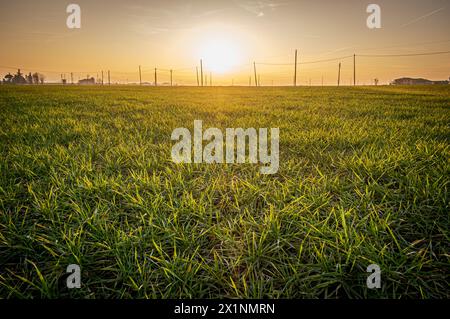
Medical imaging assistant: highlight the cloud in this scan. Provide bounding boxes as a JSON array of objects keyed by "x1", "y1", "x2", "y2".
[
  {"x1": 192, "y1": 8, "x2": 227, "y2": 19},
  {"x1": 400, "y1": 7, "x2": 445, "y2": 28},
  {"x1": 236, "y1": 0, "x2": 289, "y2": 18},
  {"x1": 125, "y1": 3, "x2": 227, "y2": 36}
]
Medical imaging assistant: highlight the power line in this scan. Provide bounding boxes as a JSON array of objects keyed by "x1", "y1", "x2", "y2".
[
  {"x1": 257, "y1": 62, "x2": 293, "y2": 66},
  {"x1": 256, "y1": 55, "x2": 353, "y2": 66},
  {"x1": 256, "y1": 50, "x2": 450, "y2": 66},
  {"x1": 357, "y1": 50, "x2": 450, "y2": 57},
  {"x1": 302, "y1": 55, "x2": 354, "y2": 65}
]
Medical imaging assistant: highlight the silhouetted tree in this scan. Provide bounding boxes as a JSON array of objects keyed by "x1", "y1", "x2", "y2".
[
  {"x1": 32, "y1": 72, "x2": 39, "y2": 84},
  {"x1": 12, "y1": 69, "x2": 27, "y2": 84},
  {"x1": 26, "y1": 72, "x2": 33, "y2": 84},
  {"x1": 3, "y1": 73, "x2": 13, "y2": 83}
]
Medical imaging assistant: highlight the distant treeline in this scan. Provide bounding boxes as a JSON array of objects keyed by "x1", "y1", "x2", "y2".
[{"x1": 2, "y1": 69, "x2": 45, "y2": 84}]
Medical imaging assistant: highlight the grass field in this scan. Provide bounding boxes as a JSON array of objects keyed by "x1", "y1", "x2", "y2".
[{"x1": 0, "y1": 85, "x2": 448, "y2": 298}]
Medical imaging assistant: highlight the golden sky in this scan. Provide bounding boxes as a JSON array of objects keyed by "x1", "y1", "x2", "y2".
[{"x1": 1, "y1": 0, "x2": 449, "y2": 85}]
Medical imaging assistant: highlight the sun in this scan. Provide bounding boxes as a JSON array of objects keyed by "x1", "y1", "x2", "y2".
[{"x1": 199, "y1": 39, "x2": 241, "y2": 74}]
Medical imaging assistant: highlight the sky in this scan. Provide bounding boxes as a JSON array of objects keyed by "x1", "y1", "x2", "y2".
[{"x1": 0, "y1": 0, "x2": 449, "y2": 85}]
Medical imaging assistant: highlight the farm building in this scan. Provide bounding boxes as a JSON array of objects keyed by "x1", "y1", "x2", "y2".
[
  {"x1": 78, "y1": 77, "x2": 96, "y2": 85},
  {"x1": 391, "y1": 77, "x2": 449, "y2": 85}
]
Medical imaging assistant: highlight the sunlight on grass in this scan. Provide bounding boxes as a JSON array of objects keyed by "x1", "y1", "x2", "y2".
[{"x1": 0, "y1": 85, "x2": 448, "y2": 298}]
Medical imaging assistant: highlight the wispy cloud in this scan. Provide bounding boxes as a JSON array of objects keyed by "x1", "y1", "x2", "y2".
[
  {"x1": 401, "y1": 7, "x2": 445, "y2": 28},
  {"x1": 192, "y1": 8, "x2": 227, "y2": 19},
  {"x1": 236, "y1": 0, "x2": 289, "y2": 18},
  {"x1": 125, "y1": 3, "x2": 227, "y2": 35}
]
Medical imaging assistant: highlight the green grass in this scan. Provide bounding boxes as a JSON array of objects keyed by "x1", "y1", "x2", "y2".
[{"x1": 0, "y1": 85, "x2": 448, "y2": 299}]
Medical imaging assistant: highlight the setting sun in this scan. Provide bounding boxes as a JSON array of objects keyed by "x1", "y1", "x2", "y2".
[{"x1": 199, "y1": 39, "x2": 242, "y2": 73}]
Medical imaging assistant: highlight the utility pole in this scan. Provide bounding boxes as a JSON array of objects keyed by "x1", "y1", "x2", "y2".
[
  {"x1": 200, "y1": 59, "x2": 203, "y2": 86},
  {"x1": 101, "y1": 71, "x2": 104, "y2": 85},
  {"x1": 170, "y1": 69, "x2": 173, "y2": 86},
  {"x1": 353, "y1": 54, "x2": 356, "y2": 86},
  {"x1": 139, "y1": 65, "x2": 142, "y2": 85},
  {"x1": 108, "y1": 70, "x2": 110, "y2": 85},
  {"x1": 253, "y1": 62, "x2": 258, "y2": 87},
  {"x1": 196, "y1": 67, "x2": 199, "y2": 86},
  {"x1": 294, "y1": 49, "x2": 298, "y2": 87},
  {"x1": 154, "y1": 68, "x2": 157, "y2": 86},
  {"x1": 338, "y1": 63, "x2": 341, "y2": 87}
]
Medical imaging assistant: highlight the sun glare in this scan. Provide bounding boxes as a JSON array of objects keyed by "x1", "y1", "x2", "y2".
[{"x1": 200, "y1": 39, "x2": 241, "y2": 74}]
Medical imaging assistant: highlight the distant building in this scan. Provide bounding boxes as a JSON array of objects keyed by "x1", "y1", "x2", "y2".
[
  {"x1": 431, "y1": 80, "x2": 450, "y2": 85},
  {"x1": 391, "y1": 77, "x2": 449, "y2": 85},
  {"x1": 78, "y1": 77, "x2": 96, "y2": 85}
]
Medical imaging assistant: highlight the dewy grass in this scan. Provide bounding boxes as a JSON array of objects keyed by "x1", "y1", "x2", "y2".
[{"x1": 0, "y1": 85, "x2": 448, "y2": 298}]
